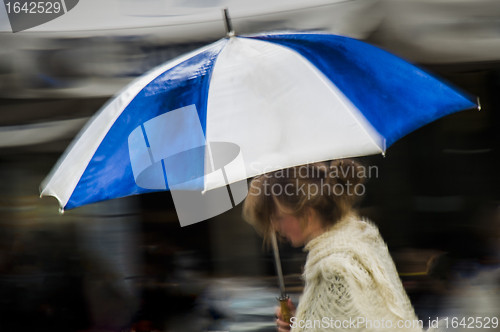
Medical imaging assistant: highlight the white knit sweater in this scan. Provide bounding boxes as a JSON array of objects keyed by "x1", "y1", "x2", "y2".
[{"x1": 291, "y1": 212, "x2": 427, "y2": 332}]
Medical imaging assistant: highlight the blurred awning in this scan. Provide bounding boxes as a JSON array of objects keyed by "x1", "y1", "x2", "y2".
[
  {"x1": 0, "y1": 0, "x2": 380, "y2": 36},
  {"x1": 1, "y1": 0, "x2": 500, "y2": 100},
  {"x1": 371, "y1": 0, "x2": 500, "y2": 64},
  {"x1": 0, "y1": 0, "x2": 382, "y2": 99}
]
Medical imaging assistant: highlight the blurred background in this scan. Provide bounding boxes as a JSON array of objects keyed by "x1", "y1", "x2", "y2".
[{"x1": 1, "y1": 0, "x2": 500, "y2": 331}]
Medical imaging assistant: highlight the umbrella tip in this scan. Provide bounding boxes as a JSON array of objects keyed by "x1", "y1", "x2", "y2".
[
  {"x1": 222, "y1": 8, "x2": 235, "y2": 38},
  {"x1": 477, "y1": 97, "x2": 481, "y2": 111},
  {"x1": 58, "y1": 207, "x2": 65, "y2": 214},
  {"x1": 381, "y1": 151, "x2": 386, "y2": 158}
]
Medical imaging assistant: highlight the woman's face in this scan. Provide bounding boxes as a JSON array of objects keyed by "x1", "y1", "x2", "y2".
[{"x1": 271, "y1": 208, "x2": 308, "y2": 247}]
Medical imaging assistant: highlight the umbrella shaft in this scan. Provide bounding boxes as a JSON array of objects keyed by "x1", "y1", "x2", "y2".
[{"x1": 271, "y1": 231, "x2": 286, "y2": 296}]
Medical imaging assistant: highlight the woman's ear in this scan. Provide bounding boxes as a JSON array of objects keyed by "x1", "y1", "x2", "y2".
[
  {"x1": 297, "y1": 208, "x2": 310, "y2": 231},
  {"x1": 303, "y1": 207, "x2": 317, "y2": 229},
  {"x1": 306, "y1": 207, "x2": 314, "y2": 223},
  {"x1": 305, "y1": 207, "x2": 324, "y2": 231},
  {"x1": 310, "y1": 206, "x2": 321, "y2": 221}
]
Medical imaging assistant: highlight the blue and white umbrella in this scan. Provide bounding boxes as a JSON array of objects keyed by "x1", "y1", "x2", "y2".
[{"x1": 40, "y1": 31, "x2": 478, "y2": 216}]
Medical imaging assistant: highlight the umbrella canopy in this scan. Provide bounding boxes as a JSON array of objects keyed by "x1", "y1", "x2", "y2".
[{"x1": 40, "y1": 32, "x2": 478, "y2": 216}]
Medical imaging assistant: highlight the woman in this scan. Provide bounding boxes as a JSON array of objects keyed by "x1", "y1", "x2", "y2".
[{"x1": 243, "y1": 159, "x2": 427, "y2": 332}]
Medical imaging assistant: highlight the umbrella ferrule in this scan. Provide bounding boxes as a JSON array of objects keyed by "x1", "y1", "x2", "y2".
[{"x1": 223, "y1": 8, "x2": 235, "y2": 38}]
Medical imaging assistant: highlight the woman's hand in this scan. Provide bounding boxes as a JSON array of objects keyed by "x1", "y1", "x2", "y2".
[{"x1": 275, "y1": 298, "x2": 296, "y2": 331}]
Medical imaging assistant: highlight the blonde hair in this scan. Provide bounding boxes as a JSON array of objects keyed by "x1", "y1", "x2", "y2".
[{"x1": 242, "y1": 159, "x2": 366, "y2": 245}]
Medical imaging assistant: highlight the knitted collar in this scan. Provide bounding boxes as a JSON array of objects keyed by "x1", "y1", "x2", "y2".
[{"x1": 303, "y1": 211, "x2": 361, "y2": 253}]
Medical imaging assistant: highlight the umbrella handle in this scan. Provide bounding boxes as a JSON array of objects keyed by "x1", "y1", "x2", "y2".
[{"x1": 279, "y1": 296, "x2": 292, "y2": 324}]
